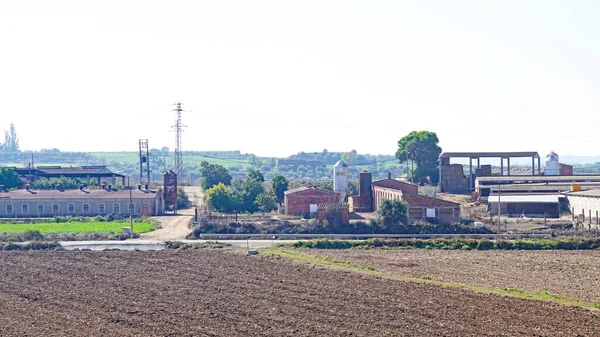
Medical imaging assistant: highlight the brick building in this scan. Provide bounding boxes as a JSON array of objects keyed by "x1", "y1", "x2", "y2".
[
  {"x1": 284, "y1": 186, "x2": 340, "y2": 216},
  {"x1": 372, "y1": 177, "x2": 419, "y2": 209},
  {"x1": 402, "y1": 194, "x2": 461, "y2": 223}
]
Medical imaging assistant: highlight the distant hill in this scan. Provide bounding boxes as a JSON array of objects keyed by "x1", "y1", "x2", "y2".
[{"x1": 559, "y1": 155, "x2": 600, "y2": 165}]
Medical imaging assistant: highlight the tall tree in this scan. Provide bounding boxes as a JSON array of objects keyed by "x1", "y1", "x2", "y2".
[
  {"x1": 395, "y1": 131, "x2": 442, "y2": 185},
  {"x1": 248, "y1": 169, "x2": 264, "y2": 183},
  {"x1": 2, "y1": 122, "x2": 19, "y2": 152},
  {"x1": 271, "y1": 174, "x2": 288, "y2": 205},
  {"x1": 0, "y1": 168, "x2": 21, "y2": 189},
  {"x1": 376, "y1": 199, "x2": 408, "y2": 232},
  {"x1": 199, "y1": 161, "x2": 232, "y2": 190}
]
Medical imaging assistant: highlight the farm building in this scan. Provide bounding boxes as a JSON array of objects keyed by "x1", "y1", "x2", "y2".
[
  {"x1": 349, "y1": 171, "x2": 460, "y2": 223},
  {"x1": 488, "y1": 194, "x2": 561, "y2": 218},
  {"x1": 565, "y1": 189, "x2": 600, "y2": 226},
  {"x1": 0, "y1": 186, "x2": 164, "y2": 218},
  {"x1": 402, "y1": 194, "x2": 461, "y2": 223},
  {"x1": 284, "y1": 186, "x2": 341, "y2": 216}
]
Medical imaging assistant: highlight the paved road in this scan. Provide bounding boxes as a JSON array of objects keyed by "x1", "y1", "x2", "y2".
[{"x1": 59, "y1": 239, "x2": 297, "y2": 251}]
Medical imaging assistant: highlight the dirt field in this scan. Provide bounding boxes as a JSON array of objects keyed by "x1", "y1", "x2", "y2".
[
  {"x1": 303, "y1": 249, "x2": 600, "y2": 303},
  {"x1": 0, "y1": 249, "x2": 599, "y2": 336}
]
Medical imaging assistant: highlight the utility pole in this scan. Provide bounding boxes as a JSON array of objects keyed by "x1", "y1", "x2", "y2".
[
  {"x1": 139, "y1": 139, "x2": 150, "y2": 186},
  {"x1": 497, "y1": 184, "x2": 501, "y2": 234},
  {"x1": 129, "y1": 177, "x2": 133, "y2": 234},
  {"x1": 171, "y1": 102, "x2": 186, "y2": 177}
]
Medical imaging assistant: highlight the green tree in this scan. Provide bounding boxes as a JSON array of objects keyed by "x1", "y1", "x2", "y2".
[
  {"x1": 199, "y1": 161, "x2": 232, "y2": 190},
  {"x1": 340, "y1": 149, "x2": 358, "y2": 165},
  {"x1": 177, "y1": 187, "x2": 191, "y2": 209},
  {"x1": 239, "y1": 178, "x2": 264, "y2": 213},
  {"x1": 271, "y1": 174, "x2": 288, "y2": 205},
  {"x1": 395, "y1": 131, "x2": 442, "y2": 185},
  {"x1": 30, "y1": 177, "x2": 81, "y2": 190},
  {"x1": 254, "y1": 192, "x2": 276, "y2": 213},
  {"x1": 376, "y1": 199, "x2": 408, "y2": 232},
  {"x1": 0, "y1": 168, "x2": 21, "y2": 189},
  {"x1": 248, "y1": 169, "x2": 264, "y2": 182},
  {"x1": 205, "y1": 182, "x2": 237, "y2": 212}
]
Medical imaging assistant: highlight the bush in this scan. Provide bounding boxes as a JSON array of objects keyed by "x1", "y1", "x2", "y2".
[{"x1": 477, "y1": 239, "x2": 494, "y2": 250}]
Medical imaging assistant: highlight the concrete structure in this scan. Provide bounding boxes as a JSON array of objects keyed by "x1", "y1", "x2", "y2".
[
  {"x1": 565, "y1": 189, "x2": 600, "y2": 227},
  {"x1": 333, "y1": 160, "x2": 348, "y2": 202},
  {"x1": 0, "y1": 187, "x2": 164, "y2": 218},
  {"x1": 488, "y1": 194, "x2": 561, "y2": 218},
  {"x1": 544, "y1": 152, "x2": 561, "y2": 176},
  {"x1": 316, "y1": 203, "x2": 350, "y2": 225},
  {"x1": 13, "y1": 166, "x2": 126, "y2": 186},
  {"x1": 284, "y1": 186, "x2": 340, "y2": 217},
  {"x1": 439, "y1": 152, "x2": 541, "y2": 192}
]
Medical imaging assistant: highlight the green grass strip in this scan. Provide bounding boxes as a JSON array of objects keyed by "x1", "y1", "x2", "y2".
[
  {"x1": 261, "y1": 248, "x2": 600, "y2": 311},
  {"x1": 0, "y1": 221, "x2": 155, "y2": 234}
]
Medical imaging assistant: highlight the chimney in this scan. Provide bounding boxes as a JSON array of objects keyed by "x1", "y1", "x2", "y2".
[{"x1": 388, "y1": 172, "x2": 392, "y2": 180}]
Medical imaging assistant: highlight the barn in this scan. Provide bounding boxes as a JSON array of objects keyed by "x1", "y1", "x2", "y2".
[
  {"x1": 0, "y1": 186, "x2": 164, "y2": 218},
  {"x1": 284, "y1": 186, "x2": 340, "y2": 217}
]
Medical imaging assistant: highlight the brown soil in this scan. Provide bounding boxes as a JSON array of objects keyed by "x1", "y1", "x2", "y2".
[
  {"x1": 304, "y1": 249, "x2": 600, "y2": 303},
  {"x1": 1, "y1": 249, "x2": 599, "y2": 336}
]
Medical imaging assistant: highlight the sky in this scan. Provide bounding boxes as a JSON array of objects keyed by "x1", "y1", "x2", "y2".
[{"x1": 2, "y1": 0, "x2": 600, "y2": 158}]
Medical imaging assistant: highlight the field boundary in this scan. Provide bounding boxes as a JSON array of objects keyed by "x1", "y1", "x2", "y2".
[{"x1": 262, "y1": 248, "x2": 600, "y2": 311}]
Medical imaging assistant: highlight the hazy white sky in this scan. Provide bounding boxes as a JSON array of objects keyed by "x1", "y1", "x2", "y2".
[{"x1": 2, "y1": 0, "x2": 600, "y2": 158}]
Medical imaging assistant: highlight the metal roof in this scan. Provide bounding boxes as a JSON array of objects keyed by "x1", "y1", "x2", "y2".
[
  {"x1": 565, "y1": 189, "x2": 600, "y2": 198},
  {"x1": 0, "y1": 188, "x2": 161, "y2": 200},
  {"x1": 440, "y1": 152, "x2": 539, "y2": 159},
  {"x1": 487, "y1": 195, "x2": 560, "y2": 203},
  {"x1": 477, "y1": 175, "x2": 600, "y2": 184}
]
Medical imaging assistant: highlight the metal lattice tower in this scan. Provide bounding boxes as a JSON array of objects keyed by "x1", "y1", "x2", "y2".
[{"x1": 171, "y1": 102, "x2": 186, "y2": 176}]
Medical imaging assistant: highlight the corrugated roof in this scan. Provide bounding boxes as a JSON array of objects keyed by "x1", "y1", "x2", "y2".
[
  {"x1": 487, "y1": 195, "x2": 560, "y2": 203},
  {"x1": 0, "y1": 188, "x2": 161, "y2": 200},
  {"x1": 402, "y1": 194, "x2": 460, "y2": 207},
  {"x1": 440, "y1": 152, "x2": 539, "y2": 159},
  {"x1": 372, "y1": 179, "x2": 417, "y2": 192},
  {"x1": 477, "y1": 175, "x2": 600, "y2": 183},
  {"x1": 284, "y1": 186, "x2": 338, "y2": 196}
]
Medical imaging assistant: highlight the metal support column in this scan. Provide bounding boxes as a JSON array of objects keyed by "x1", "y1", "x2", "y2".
[
  {"x1": 507, "y1": 158, "x2": 511, "y2": 176},
  {"x1": 469, "y1": 158, "x2": 473, "y2": 191}
]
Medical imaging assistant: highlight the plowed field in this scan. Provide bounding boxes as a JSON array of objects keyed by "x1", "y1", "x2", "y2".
[
  {"x1": 0, "y1": 249, "x2": 599, "y2": 336},
  {"x1": 303, "y1": 249, "x2": 600, "y2": 303}
]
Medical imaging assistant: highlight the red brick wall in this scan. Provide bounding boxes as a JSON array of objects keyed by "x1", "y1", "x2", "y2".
[{"x1": 285, "y1": 190, "x2": 340, "y2": 216}]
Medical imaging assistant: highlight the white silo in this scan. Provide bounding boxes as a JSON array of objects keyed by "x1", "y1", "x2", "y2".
[
  {"x1": 333, "y1": 160, "x2": 348, "y2": 202},
  {"x1": 545, "y1": 151, "x2": 561, "y2": 176}
]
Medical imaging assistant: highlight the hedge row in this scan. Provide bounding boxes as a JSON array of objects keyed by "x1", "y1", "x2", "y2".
[
  {"x1": 293, "y1": 238, "x2": 600, "y2": 250},
  {"x1": 0, "y1": 241, "x2": 61, "y2": 251}
]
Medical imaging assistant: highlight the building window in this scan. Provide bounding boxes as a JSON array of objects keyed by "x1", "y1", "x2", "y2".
[
  {"x1": 37, "y1": 204, "x2": 44, "y2": 214},
  {"x1": 98, "y1": 203, "x2": 105, "y2": 214},
  {"x1": 22, "y1": 204, "x2": 29, "y2": 214},
  {"x1": 113, "y1": 203, "x2": 120, "y2": 213},
  {"x1": 6, "y1": 204, "x2": 13, "y2": 215},
  {"x1": 67, "y1": 204, "x2": 75, "y2": 213},
  {"x1": 128, "y1": 203, "x2": 135, "y2": 213},
  {"x1": 52, "y1": 204, "x2": 59, "y2": 214},
  {"x1": 83, "y1": 204, "x2": 90, "y2": 213}
]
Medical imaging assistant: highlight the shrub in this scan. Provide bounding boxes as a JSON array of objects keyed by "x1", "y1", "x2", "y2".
[{"x1": 477, "y1": 239, "x2": 494, "y2": 250}]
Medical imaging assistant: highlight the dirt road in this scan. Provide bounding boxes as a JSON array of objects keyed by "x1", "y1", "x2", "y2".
[{"x1": 140, "y1": 186, "x2": 203, "y2": 240}]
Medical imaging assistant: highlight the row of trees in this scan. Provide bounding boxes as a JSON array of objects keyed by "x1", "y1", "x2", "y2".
[{"x1": 201, "y1": 161, "x2": 289, "y2": 214}]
